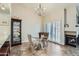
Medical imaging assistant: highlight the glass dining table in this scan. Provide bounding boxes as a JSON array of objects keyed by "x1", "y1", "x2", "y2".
[{"x1": 32, "y1": 37, "x2": 48, "y2": 50}]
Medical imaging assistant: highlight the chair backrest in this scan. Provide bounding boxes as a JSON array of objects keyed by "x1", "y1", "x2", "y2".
[
  {"x1": 27, "y1": 34, "x2": 33, "y2": 44},
  {"x1": 39, "y1": 32, "x2": 49, "y2": 39}
]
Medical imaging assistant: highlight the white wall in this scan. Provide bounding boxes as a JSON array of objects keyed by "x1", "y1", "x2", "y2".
[
  {"x1": 11, "y1": 4, "x2": 41, "y2": 42},
  {"x1": 65, "y1": 5, "x2": 76, "y2": 31},
  {"x1": 0, "y1": 4, "x2": 10, "y2": 46},
  {"x1": 0, "y1": 13, "x2": 10, "y2": 34}
]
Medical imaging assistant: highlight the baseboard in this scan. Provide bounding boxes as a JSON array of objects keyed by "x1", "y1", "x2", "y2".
[{"x1": 48, "y1": 40, "x2": 65, "y2": 45}]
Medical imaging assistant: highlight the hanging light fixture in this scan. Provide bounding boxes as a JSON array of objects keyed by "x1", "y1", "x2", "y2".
[
  {"x1": 36, "y1": 4, "x2": 45, "y2": 16},
  {"x1": 0, "y1": 4, "x2": 6, "y2": 11}
]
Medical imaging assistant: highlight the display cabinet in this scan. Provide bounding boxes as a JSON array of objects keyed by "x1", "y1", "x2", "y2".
[{"x1": 11, "y1": 18, "x2": 21, "y2": 46}]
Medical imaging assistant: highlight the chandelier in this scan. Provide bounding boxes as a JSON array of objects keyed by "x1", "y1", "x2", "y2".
[
  {"x1": 36, "y1": 4, "x2": 45, "y2": 16},
  {"x1": 0, "y1": 4, "x2": 6, "y2": 10}
]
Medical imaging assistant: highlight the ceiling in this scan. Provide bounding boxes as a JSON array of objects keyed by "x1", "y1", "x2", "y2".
[
  {"x1": 1, "y1": 3, "x2": 78, "y2": 15},
  {"x1": 12, "y1": 3, "x2": 77, "y2": 15}
]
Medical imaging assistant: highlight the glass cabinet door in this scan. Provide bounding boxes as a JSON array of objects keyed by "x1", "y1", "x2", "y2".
[
  {"x1": 13, "y1": 22, "x2": 20, "y2": 43},
  {"x1": 11, "y1": 19, "x2": 21, "y2": 46}
]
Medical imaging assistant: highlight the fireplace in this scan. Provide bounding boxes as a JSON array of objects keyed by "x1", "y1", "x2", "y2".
[{"x1": 65, "y1": 31, "x2": 76, "y2": 47}]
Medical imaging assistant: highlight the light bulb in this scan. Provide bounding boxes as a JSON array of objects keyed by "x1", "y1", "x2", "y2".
[{"x1": 1, "y1": 6, "x2": 5, "y2": 10}]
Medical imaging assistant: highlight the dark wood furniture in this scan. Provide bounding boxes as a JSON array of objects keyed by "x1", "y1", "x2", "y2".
[
  {"x1": 77, "y1": 35, "x2": 79, "y2": 45},
  {"x1": 65, "y1": 35, "x2": 76, "y2": 47},
  {"x1": 11, "y1": 18, "x2": 22, "y2": 46},
  {"x1": 0, "y1": 41, "x2": 10, "y2": 56},
  {"x1": 39, "y1": 32, "x2": 49, "y2": 39},
  {"x1": 65, "y1": 31, "x2": 76, "y2": 47},
  {"x1": 39, "y1": 32, "x2": 49, "y2": 48}
]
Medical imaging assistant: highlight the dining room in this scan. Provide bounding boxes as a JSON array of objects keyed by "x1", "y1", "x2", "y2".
[
  {"x1": 0, "y1": 3, "x2": 78, "y2": 56},
  {"x1": 8, "y1": 3, "x2": 79, "y2": 56}
]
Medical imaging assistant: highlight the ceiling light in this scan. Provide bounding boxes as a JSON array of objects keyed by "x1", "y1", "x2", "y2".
[
  {"x1": 35, "y1": 4, "x2": 45, "y2": 16},
  {"x1": 1, "y1": 6, "x2": 5, "y2": 10},
  {"x1": 0, "y1": 4, "x2": 6, "y2": 11}
]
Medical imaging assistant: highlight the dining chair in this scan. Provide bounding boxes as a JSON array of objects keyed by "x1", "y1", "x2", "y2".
[
  {"x1": 42, "y1": 37, "x2": 48, "y2": 49},
  {"x1": 38, "y1": 32, "x2": 49, "y2": 49},
  {"x1": 27, "y1": 34, "x2": 36, "y2": 55}
]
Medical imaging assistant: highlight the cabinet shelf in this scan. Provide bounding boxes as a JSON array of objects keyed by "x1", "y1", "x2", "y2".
[{"x1": 11, "y1": 18, "x2": 21, "y2": 46}]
